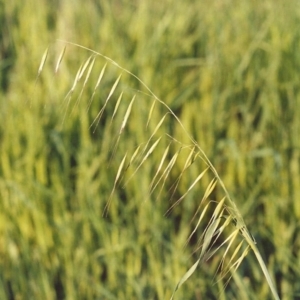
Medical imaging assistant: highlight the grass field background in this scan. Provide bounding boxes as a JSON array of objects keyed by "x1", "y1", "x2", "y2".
[{"x1": 1, "y1": 0, "x2": 300, "y2": 299}]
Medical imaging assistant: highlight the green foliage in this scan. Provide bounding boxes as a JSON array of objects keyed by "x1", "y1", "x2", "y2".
[{"x1": 1, "y1": 0, "x2": 300, "y2": 299}]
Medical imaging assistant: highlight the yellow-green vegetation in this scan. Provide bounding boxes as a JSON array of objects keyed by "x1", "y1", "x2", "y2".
[{"x1": 1, "y1": 0, "x2": 300, "y2": 299}]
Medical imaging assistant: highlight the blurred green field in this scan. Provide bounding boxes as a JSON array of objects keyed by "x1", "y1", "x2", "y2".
[{"x1": 1, "y1": 0, "x2": 300, "y2": 299}]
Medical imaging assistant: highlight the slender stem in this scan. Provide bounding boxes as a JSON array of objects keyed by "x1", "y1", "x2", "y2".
[{"x1": 252, "y1": 243, "x2": 280, "y2": 300}]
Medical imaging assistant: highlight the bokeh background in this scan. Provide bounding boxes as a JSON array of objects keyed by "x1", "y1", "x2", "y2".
[{"x1": 1, "y1": 0, "x2": 300, "y2": 299}]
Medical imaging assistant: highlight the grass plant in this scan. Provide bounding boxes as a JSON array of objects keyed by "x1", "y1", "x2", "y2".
[
  {"x1": 1, "y1": 0, "x2": 300, "y2": 299},
  {"x1": 41, "y1": 40, "x2": 280, "y2": 300}
]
